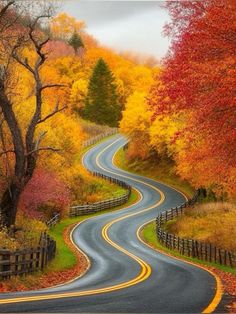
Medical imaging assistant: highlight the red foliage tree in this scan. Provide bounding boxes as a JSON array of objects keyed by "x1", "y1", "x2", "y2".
[
  {"x1": 45, "y1": 40, "x2": 74, "y2": 59},
  {"x1": 19, "y1": 169, "x2": 70, "y2": 219},
  {"x1": 150, "y1": 0, "x2": 236, "y2": 197}
]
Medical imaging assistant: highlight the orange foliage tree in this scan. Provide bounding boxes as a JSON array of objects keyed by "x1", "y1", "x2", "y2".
[
  {"x1": 0, "y1": 2, "x2": 69, "y2": 227},
  {"x1": 150, "y1": 0, "x2": 236, "y2": 198}
]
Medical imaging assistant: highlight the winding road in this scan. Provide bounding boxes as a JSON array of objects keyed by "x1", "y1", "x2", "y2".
[{"x1": 0, "y1": 135, "x2": 221, "y2": 313}]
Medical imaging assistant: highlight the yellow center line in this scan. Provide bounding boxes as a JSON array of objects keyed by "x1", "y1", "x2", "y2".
[
  {"x1": 136, "y1": 219, "x2": 223, "y2": 314},
  {"x1": 0, "y1": 136, "x2": 223, "y2": 313},
  {"x1": 104, "y1": 137, "x2": 223, "y2": 314},
  {"x1": 0, "y1": 137, "x2": 164, "y2": 305}
]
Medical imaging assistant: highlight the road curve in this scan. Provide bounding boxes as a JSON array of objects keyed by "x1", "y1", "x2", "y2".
[{"x1": 0, "y1": 135, "x2": 220, "y2": 313}]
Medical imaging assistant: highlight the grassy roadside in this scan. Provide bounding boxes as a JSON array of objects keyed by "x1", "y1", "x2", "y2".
[
  {"x1": 114, "y1": 146, "x2": 236, "y2": 275},
  {"x1": 49, "y1": 133, "x2": 135, "y2": 272},
  {"x1": 114, "y1": 147, "x2": 194, "y2": 198},
  {"x1": 141, "y1": 221, "x2": 236, "y2": 313},
  {"x1": 0, "y1": 189, "x2": 140, "y2": 292},
  {"x1": 142, "y1": 221, "x2": 236, "y2": 275},
  {"x1": 0, "y1": 134, "x2": 138, "y2": 292},
  {"x1": 73, "y1": 133, "x2": 127, "y2": 203},
  {"x1": 48, "y1": 189, "x2": 139, "y2": 271}
]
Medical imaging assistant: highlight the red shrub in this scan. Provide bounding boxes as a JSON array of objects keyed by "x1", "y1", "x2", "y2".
[{"x1": 19, "y1": 169, "x2": 70, "y2": 219}]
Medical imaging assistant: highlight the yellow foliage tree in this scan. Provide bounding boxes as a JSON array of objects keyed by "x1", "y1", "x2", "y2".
[
  {"x1": 149, "y1": 113, "x2": 186, "y2": 157},
  {"x1": 120, "y1": 91, "x2": 153, "y2": 159},
  {"x1": 51, "y1": 13, "x2": 86, "y2": 40},
  {"x1": 70, "y1": 79, "x2": 88, "y2": 112}
]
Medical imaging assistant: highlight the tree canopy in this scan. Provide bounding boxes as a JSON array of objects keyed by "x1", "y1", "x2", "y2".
[{"x1": 83, "y1": 58, "x2": 121, "y2": 127}]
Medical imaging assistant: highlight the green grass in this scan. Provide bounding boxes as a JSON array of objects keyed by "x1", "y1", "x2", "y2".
[
  {"x1": 47, "y1": 132, "x2": 131, "y2": 271},
  {"x1": 48, "y1": 189, "x2": 139, "y2": 271},
  {"x1": 47, "y1": 217, "x2": 79, "y2": 271},
  {"x1": 72, "y1": 133, "x2": 128, "y2": 203},
  {"x1": 114, "y1": 148, "x2": 194, "y2": 198},
  {"x1": 142, "y1": 221, "x2": 236, "y2": 275},
  {"x1": 93, "y1": 180, "x2": 126, "y2": 199}
]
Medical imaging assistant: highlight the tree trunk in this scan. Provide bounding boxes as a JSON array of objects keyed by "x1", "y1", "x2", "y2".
[
  {"x1": 0, "y1": 78, "x2": 25, "y2": 228},
  {"x1": 0, "y1": 183, "x2": 21, "y2": 228}
]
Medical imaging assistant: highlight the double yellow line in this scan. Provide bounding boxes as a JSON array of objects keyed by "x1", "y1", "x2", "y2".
[
  {"x1": 0, "y1": 138, "x2": 163, "y2": 305},
  {"x1": 0, "y1": 137, "x2": 222, "y2": 313}
]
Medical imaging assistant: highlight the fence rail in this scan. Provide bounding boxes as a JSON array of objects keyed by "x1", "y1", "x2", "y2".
[
  {"x1": 70, "y1": 171, "x2": 131, "y2": 217},
  {"x1": 156, "y1": 192, "x2": 236, "y2": 268},
  {"x1": 82, "y1": 128, "x2": 119, "y2": 148},
  {"x1": 0, "y1": 232, "x2": 56, "y2": 279},
  {"x1": 46, "y1": 213, "x2": 60, "y2": 228},
  {"x1": 0, "y1": 129, "x2": 120, "y2": 279}
]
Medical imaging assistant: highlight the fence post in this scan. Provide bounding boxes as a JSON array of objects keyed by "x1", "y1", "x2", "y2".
[
  {"x1": 182, "y1": 239, "x2": 185, "y2": 255},
  {"x1": 205, "y1": 243, "x2": 208, "y2": 261},
  {"x1": 177, "y1": 236, "x2": 180, "y2": 251},
  {"x1": 165, "y1": 233, "x2": 168, "y2": 247},
  {"x1": 228, "y1": 252, "x2": 232, "y2": 268},
  {"x1": 219, "y1": 249, "x2": 222, "y2": 265},
  {"x1": 15, "y1": 250, "x2": 19, "y2": 275},
  {"x1": 209, "y1": 243, "x2": 212, "y2": 262},
  {"x1": 154, "y1": 191, "x2": 235, "y2": 268},
  {"x1": 191, "y1": 240, "x2": 195, "y2": 258},
  {"x1": 2, "y1": 249, "x2": 11, "y2": 279},
  {"x1": 223, "y1": 250, "x2": 227, "y2": 266}
]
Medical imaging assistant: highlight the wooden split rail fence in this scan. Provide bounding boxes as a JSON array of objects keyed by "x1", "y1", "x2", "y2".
[
  {"x1": 70, "y1": 171, "x2": 131, "y2": 217},
  {"x1": 82, "y1": 128, "x2": 119, "y2": 148},
  {"x1": 46, "y1": 213, "x2": 60, "y2": 228},
  {"x1": 0, "y1": 129, "x2": 124, "y2": 279},
  {"x1": 0, "y1": 232, "x2": 56, "y2": 279},
  {"x1": 156, "y1": 192, "x2": 236, "y2": 268}
]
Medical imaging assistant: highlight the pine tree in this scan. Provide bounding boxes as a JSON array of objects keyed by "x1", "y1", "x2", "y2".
[
  {"x1": 82, "y1": 58, "x2": 121, "y2": 127},
  {"x1": 68, "y1": 31, "x2": 84, "y2": 54}
]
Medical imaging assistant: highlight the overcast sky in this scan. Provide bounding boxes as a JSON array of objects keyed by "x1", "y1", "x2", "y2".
[{"x1": 61, "y1": 1, "x2": 170, "y2": 60}]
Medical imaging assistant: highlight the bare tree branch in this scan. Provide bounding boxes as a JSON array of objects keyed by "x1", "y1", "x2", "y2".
[
  {"x1": 0, "y1": 1, "x2": 64, "y2": 228},
  {"x1": 12, "y1": 53, "x2": 35, "y2": 74},
  {"x1": 37, "y1": 103, "x2": 67, "y2": 124},
  {"x1": 0, "y1": 149, "x2": 15, "y2": 157},
  {"x1": 41, "y1": 84, "x2": 67, "y2": 91},
  {"x1": 26, "y1": 146, "x2": 61, "y2": 156},
  {"x1": 0, "y1": 1, "x2": 15, "y2": 20},
  {"x1": 27, "y1": 15, "x2": 51, "y2": 68},
  {"x1": 35, "y1": 130, "x2": 47, "y2": 150}
]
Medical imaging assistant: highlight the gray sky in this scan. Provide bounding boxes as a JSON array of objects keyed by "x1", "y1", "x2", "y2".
[{"x1": 61, "y1": 1, "x2": 170, "y2": 60}]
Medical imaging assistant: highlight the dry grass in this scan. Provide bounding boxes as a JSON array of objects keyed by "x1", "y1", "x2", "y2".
[
  {"x1": 70, "y1": 168, "x2": 127, "y2": 206},
  {"x1": 80, "y1": 119, "x2": 114, "y2": 138},
  {"x1": 114, "y1": 147, "x2": 194, "y2": 198},
  {"x1": 0, "y1": 215, "x2": 46, "y2": 250},
  {"x1": 166, "y1": 202, "x2": 236, "y2": 251}
]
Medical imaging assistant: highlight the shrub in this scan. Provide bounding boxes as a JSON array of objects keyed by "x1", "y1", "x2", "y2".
[
  {"x1": 166, "y1": 202, "x2": 236, "y2": 251},
  {"x1": 19, "y1": 169, "x2": 70, "y2": 219}
]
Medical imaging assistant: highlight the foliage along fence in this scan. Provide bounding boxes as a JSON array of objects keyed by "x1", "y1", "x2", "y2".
[
  {"x1": 0, "y1": 232, "x2": 56, "y2": 279},
  {"x1": 0, "y1": 129, "x2": 121, "y2": 279},
  {"x1": 46, "y1": 213, "x2": 60, "y2": 228},
  {"x1": 82, "y1": 128, "x2": 119, "y2": 148},
  {"x1": 156, "y1": 193, "x2": 236, "y2": 268},
  {"x1": 70, "y1": 171, "x2": 131, "y2": 217}
]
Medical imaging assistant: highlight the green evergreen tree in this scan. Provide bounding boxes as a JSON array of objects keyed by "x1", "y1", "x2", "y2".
[
  {"x1": 82, "y1": 58, "x2": 121, "y2": 127},
  {"x1": 68, "y1": 31, "x2": 84, "y2": 54}
]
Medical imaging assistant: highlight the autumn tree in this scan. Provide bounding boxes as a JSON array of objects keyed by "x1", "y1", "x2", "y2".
[
  {"x1": 83, "y1": 58, "x2": 121, "y2": 127},
  {"x1": 50, "y1": 13, "x2": 86, "y2": 41},
  {"x1": 0, "y1": 1, "x2": 67, "y2": 228},
  {"x1": 120, "y1": 91, "x2": 153, "y2": 159},
  {"x1": 70, "y1": 78, "x2": 87, "y2": 113},
  {"x1": 150, "y1": 0, "x2": 236, "y2": 198},
  {"x1": 68, "y1": 31, "x2": 84, "y2": 55}
]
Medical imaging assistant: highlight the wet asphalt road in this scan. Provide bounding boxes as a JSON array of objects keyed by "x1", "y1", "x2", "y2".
[{"x1": 0, "y1": 135, "x2": 217, "y2": 313}]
